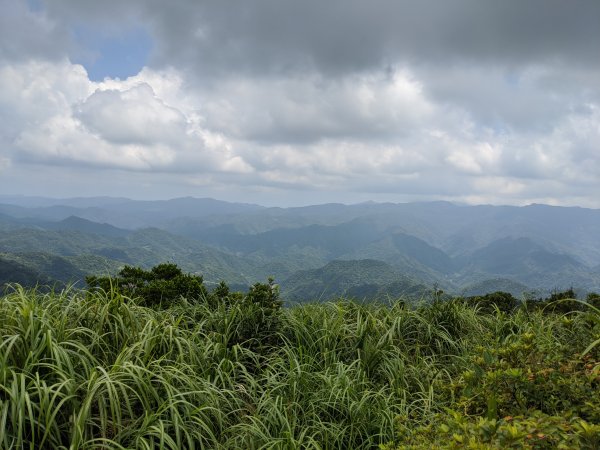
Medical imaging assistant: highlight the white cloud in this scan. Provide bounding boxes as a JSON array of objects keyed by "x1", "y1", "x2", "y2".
[
  {"x1": 1, "y1": 54, "x2": 599, "y2": 206},
  {"x1": 0, "y1": 59, "x2": 91, "y2": 127},
  {"x1": 197, "y1": 70, "x2": 432, "y2": 144},
  {"x1": 445, "y1": 142, "x2": 502, "y2": 175},
  {"x1": 1, "y1": 0, "x2": 599, "y2": 207},
  {"x1": 76, "y1": 83, "x2": 187, "y2": 146},
  {"x1": 0, "y1": 58, "x2": 253, "y2": 174},
  {"x1": 15, "y1": 113, "x2": 177, "y2": 170}
]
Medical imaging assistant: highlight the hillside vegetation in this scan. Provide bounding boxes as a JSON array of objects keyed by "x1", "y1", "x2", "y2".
[
  {"x1": 282, "y1": 259, "x2": 430, "y2": 301},
  {"x1": 0, "y1": 276, "x2": 598, "y2": 449},
  {"x1": 2, "y1": 198, "x2": 600, "y2": 297}
]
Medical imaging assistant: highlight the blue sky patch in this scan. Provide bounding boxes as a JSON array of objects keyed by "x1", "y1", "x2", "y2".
[{"x1": 71, "y1": 25, "x2": 153, "y2": 81}]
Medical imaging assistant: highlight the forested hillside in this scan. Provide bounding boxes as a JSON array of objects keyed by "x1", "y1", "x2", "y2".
[
  {"x1": 281, "y1": 259, "x2": 430, "y2": 300},
  {"x1": 1, "y1": 197, "x2": 600, "y2": 299}
]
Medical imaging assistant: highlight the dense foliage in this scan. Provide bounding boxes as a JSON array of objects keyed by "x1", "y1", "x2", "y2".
[
  {"x1": 86, "y1": 263, "x2": 209, "y2": 308},
  {"x1": 0, "y1": 274, "x2": 598, "y2": 448},
  {"x1": 3, "y1": 200, "x2": 600, "y2": 297},
  {"x1": 282, "y1": 259, "x2": 430, "y2": 301}
]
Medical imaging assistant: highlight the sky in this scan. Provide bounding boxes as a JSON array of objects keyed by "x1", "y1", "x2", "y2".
[{"x1": 0, "y1": 0, "x2": 599, "y2": 207}]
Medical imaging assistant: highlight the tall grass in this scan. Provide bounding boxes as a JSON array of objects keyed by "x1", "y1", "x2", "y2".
[{"x1": 0, "y1": 286, "x2": 598, "y2": 448}]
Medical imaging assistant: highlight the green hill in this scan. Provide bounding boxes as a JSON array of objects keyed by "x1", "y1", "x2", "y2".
[
  {"x1": 0, "y1": 251, "x2": 125, "y2": 288},
  {"x1": 2, "y1": 197, "x2": 600, "y2": 297},
  {"x1": 0, "y1": 255, "x2": 51, "y2": 287},
  {"x1": 0, "y1": 226, "x2": 279, "y2": 289},
  {"x1": 47, "y1": 216, "x2": 131, "y2": 237},
  {"x1": 281, "y1": 259, "x2": 430, "y2": 301},
  {"x1": 459, "y1": 237, "x2": 600, "y2": 291}
]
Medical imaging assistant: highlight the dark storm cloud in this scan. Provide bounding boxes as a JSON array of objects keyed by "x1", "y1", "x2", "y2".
[
  {"x1": 41, "y1": 0, "x2": 600, "y2": 136},
  {"x1": 0, "y1": 0, "x2": 70, "y2": 62},
  {"x1": 44, "y1": 0, "x2": 600, "y2": 76},
  {"x1": 159, "y1": 0, "x2": 599, "y2": 77}
]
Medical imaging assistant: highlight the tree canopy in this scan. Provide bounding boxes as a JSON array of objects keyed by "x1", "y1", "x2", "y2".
[{"x1": 86, "y1": 263, "x2": 208, "y2": 307}]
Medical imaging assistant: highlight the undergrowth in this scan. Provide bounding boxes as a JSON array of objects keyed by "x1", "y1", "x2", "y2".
[{"x1": 0, "y1": 285, "x2": 598, "y2": 449}]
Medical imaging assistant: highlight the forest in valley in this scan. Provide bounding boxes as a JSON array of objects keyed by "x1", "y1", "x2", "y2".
[{"x1": 1, "y1": 197, "x2": 600, "y2": 300}]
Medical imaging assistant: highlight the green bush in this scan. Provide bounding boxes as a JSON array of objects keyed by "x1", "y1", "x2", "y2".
[
  {"x1": 86, "y1": 263, "x2": 208, "y2": 307},
  {"x1": 384, "y1": 410, "x2": 600, "y2": 449},
  {"x1": 460, "y1": 291, "x2": 520, "y2": 314},
  {"x1": 228, "y1": 277, "x2": 283, "y2": 353},
  {"x1": 538, "y1": 288, "x2": 583, "y2": 314},
  {"x1": 587, "y1": 292, "x2": 600, "y2": 309}
]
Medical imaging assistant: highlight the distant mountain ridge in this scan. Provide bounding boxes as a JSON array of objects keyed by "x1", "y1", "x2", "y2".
[
  {"x1": 47, "y1": 216, "x2": 131, "y2": 237},
  {"x1": 1, "y1": 196, "x2": 599, "y2": 298},
  {"x1": 0, "y1": 197, "x2": 264, "y2": 229}
]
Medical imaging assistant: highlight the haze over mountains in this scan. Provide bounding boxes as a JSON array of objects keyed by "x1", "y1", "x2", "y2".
[{"x1": 1, "y1": 195, "x2": 599, "y2": 300}]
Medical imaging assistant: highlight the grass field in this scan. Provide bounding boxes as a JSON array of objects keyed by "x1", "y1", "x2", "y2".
[{"x1": 0, "y1": 285, "x2": 598, "y2": 449}]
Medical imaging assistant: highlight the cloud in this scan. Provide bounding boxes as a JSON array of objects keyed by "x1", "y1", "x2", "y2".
[
  {"x1": 0, "y1": 0, "x2": 599, "y2": 207},
  {"x1": 0, "y1": 155, "x2": 10, "y2": 172},
  {"x1": 0, "y1": 59, "x2": 248, "y2": 174},
  {"x1": 15, "y1": 112, "x2": 178, "y2": 171},
  {"x1": 0, "y1": 0, "x2": 70, "y2": 62},
  {"x1": 2, "y1": 56, "x2": 599, "y2": 206},
  {"x1": 59, "y1": 0, "x2": 600, "y2": 74},
  {"x1": 413, "y1": 63, "x2": 600, "y2": 134},
  {"x1": 197, "y1": 70, "x2": 432, "y2": 144},
  {"x1": 76, "y1": 84, "x2": 187, "y2": 145}
]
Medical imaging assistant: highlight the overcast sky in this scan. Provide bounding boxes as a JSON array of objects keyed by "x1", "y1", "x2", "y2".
[{"x1": 1, "y1": 0, "x2": 599, "y2": 206}]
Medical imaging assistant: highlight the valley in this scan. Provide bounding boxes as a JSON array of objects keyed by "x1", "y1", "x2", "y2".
[{"x1": 1, "y1": 196, "x2": 599, "y2": 299}]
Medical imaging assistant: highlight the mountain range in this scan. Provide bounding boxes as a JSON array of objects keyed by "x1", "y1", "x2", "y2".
[{"x1": 0, "y1": 195, "x2": 599, "y2": 300}]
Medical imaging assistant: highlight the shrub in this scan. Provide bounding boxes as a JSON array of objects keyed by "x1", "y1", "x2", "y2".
[
  {"x1": 86, "y1": 263, "x2": 208, "y2": 308},
  {"x1": 587, "y1": 292, "x2": 600, "y2": 309},
  {"x1": 540, "y1": 288, "x2": 583, "y2": 314},
  {"x1": 384, "y1": 410, "x2": 600, "y2": 449},
  {"x1": 231, "y1": 277, "x2": 283, "y2": 352},
  {"x1": 460, "y1": 291, "x2": 520, "y2": 314}
]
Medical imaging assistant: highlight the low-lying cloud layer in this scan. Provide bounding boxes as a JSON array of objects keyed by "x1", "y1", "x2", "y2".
[{"x1": 1, "y1": 0, "x2": 599, "y2": 206}]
